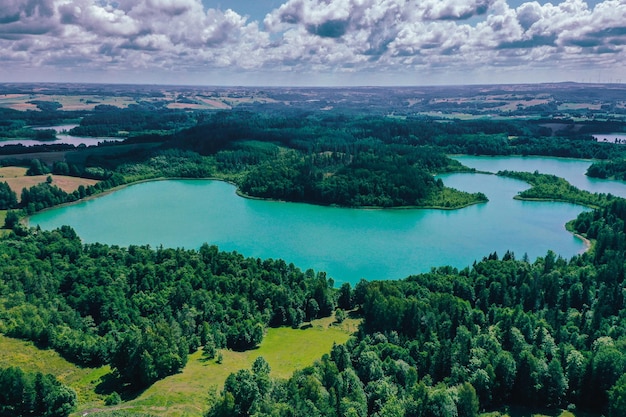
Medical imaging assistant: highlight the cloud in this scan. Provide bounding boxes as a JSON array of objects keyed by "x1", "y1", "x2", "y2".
[
  {"x1": 1, "y1": 0, "x2": 625, "y2": 84},
  {"x1": 306, "y1": 19, "x2": 349, "y2": 38},
  {"x1": 0, "y1": 0, "x2": 59, "y2": 38},
  {"x1": 421, "y1": 0, "x2": 494, "y2": 20},
  {"x1": 59, "y1": 1, "x2": 141, "y2": 37}
]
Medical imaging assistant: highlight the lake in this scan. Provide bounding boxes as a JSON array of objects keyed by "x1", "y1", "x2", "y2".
[
  {"x1": 1, "y1": 125, "x2": 123, "y2": 147},
  {"x1": 594, "y1": 133, "x2": 626, "y2": 144},
  {"x1": 30, "y1": 156, "x2": 625, "y2": 285}
]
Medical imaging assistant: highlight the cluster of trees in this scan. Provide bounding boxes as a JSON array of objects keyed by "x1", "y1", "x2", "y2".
[
  {"x1": 117, "y1": 149, "x2": 214, "y2": 182},
  {"x1": 0, "y1": 158, "x2": 127, "y2": 217},
  {"x1": 0, "y1": 226, "x2": 335, "y2": 389},
  {"x1": 498, "y1": 170, "x2": 616, "y2": 208},
  {"x1": 142, "y1": 111, "x2": 621, "y2": 207},
  {"x1": 0, "y1": 181, "x2": 18, "y2": 209},
  {"x1": 0, "y1": 367, "x2": 76, "y2": 417},
  {"x1": 239, "y1": 148, "x2": 486, "y2": 208},
  {"x1": 69, "y1": 103, "x2": 197, "y2": 137},
  {"x1": 587, "y1": 158, "x2": 626, "y2": 180},
  {"x1": 208, "y1": 198, "x2": 626, "y2": 416}
]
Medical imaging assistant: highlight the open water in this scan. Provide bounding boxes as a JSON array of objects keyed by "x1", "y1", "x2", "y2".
[{"x1": 30, "y1": 156, "x2": 626, "y2": 285}]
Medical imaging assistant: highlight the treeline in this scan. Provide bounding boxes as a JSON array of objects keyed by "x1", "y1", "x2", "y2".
[
  {"x1": 0, "y1": 156, "x2": 129, "y2": 215},
  {"x1": 168, "y1": 111, "x2": 622, "y2": 160},
  {"x1": 0, "y1": 226, "x2": 335, "y2": 389},
  {"x1": 159, "y1": 112, "x2": 489, "y2": 208},
  {"x1": 0, "y1": 366, "x2": 76, "y2": 417},
  {"x1": 498, "y1": 170, "x2": 616, "y2": 208},
  {"x1": 208, "y1": 198, "x2": 626, "y2": 416}
]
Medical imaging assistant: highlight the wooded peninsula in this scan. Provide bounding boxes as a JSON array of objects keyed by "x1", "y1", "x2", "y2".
[{"x1": 1, "y1": 83, "x2": 626, "y2": 417}]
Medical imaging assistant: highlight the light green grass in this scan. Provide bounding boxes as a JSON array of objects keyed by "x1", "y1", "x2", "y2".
[
  {"x1": 0, "y1": 210, "x2": 7, "y2": 233},
  {"x1": 117, "y1": 317, "x2": 358, "y2": 417},
  {"x1": 0, "y1": 334, "x2": 111, "y2": 411}
]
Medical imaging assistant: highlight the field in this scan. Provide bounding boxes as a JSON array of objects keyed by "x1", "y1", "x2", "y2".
[
  {"x1": 0, "y1": 90, "x2": 280, "y2": 112},
  {"x1": 0, "y1": 315, "x2": 359, "y2": 417},
  {"x1": 0, "y1": 166, "x2": 98, "y2": 200}
]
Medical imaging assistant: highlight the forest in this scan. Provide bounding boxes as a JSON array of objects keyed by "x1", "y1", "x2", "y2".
[{"x1": 1, "y1": 84, "x2": 626, "y2": 416}]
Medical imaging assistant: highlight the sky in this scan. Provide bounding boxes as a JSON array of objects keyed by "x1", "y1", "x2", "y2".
[{"x1": 0, "y1": 0, "x2": 624, "y2": 86}]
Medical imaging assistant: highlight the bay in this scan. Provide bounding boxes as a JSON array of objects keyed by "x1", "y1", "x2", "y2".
[
  {"x1": 29, "y1": 156, "x2": 597, "y2": 285},
  {"x1": 452, "y1": 155, "x2": 626, "y2": 197}
]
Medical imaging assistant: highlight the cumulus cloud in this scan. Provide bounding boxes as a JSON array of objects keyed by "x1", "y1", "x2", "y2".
[
  {"x1": 0, "y1": 0, "x2": 625, "y2": 83},
  {"x1": 0, "y1": 0, "x2": 59, "y2": 39}
]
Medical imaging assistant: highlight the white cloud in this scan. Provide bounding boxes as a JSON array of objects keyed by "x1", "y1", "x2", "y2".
[{"x1": 0, "y1": 0, "x2": 625, "y2": 84}]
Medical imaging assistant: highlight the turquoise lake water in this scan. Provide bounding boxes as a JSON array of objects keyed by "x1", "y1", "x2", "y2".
[{"x1": 29, "y1": 156, "x2": 626, "y2": 285}]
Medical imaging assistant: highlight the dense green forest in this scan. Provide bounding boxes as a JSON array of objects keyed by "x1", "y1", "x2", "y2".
[
  {"x1": 587, "y1": 159, "x2": 626, "y2": 180},
  {"x1": 0, "y1": 225, "x2": 335, "y2": 389},
  {"x1": 68, "y1": 103, "x2": 198, "y2": 137},
  {"x1": 2, "y1": 90, "x2": 626, "y2": 416}
]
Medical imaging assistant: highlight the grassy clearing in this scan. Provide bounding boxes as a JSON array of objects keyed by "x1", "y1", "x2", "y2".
[
  {"x1": 0, "y1": 316, "x2": 359, "y2": 417},
  {"x1": 116, "y1": 317, "x2": 358, "y2": 417},
  {"x1": 0, "y1": 334, "x2": 110, "y2": 411}
]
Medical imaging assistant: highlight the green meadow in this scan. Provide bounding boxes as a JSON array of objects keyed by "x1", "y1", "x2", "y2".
[{"x1": 0, "y1": 316, "x2": 358, "y2": 417}]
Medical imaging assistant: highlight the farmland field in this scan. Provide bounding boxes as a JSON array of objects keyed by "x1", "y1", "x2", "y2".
[{"x1": 0, "y1": 166, "x2": 98, "y2": 199}]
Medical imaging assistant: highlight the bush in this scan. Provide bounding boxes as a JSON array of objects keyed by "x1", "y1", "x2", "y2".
[{"x1": 104, "y1": 392, "x2": 122, "y2": 406}]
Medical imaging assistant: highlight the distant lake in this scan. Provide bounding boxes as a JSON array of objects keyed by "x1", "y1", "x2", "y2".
[
  {"x1": 29, "y1": 156, "x2": 615, "y2": 285},
  {"x1": 1, "y1": 125, "x2": 123, "y2": 147},
  {"x1": 593, "y1": 133, "x2": 626, "y2": 144}
]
